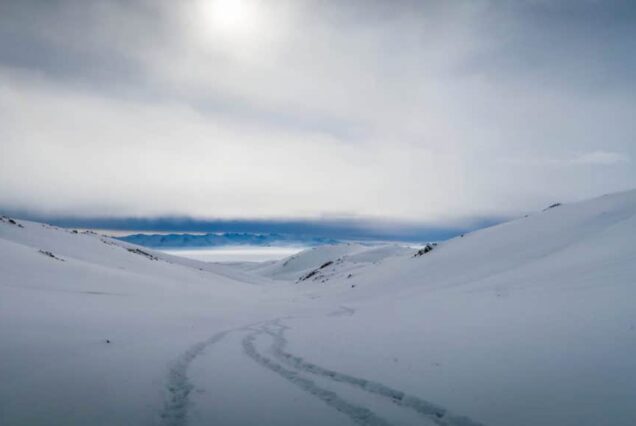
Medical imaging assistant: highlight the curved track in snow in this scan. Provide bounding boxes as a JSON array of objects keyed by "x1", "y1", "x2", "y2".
[
  {"x1": 160, "y1": 319, "x2": 487, "y2": 426},
  {"x1": 242, "y1": 326, "x2": 393, "y2": 426},
  {"x1": 159, "y1": 331, "x2": 229, "y2": 426},
  {"x1": 262, "y1": 320, "x2": 485, "y2": 426}
]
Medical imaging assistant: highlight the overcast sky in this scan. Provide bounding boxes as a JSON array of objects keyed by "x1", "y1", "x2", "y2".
[{"x1": 1, "y1": 0, "x2": 634, "y2": 226}]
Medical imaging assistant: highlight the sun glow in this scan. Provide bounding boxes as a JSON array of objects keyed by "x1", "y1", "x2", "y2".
[
  {"x1": 189, "y1": 0, "x2": 291, "y2": 58},
  {"x1": 198, "y1": 0, "x2": 260, "y2": 40}
]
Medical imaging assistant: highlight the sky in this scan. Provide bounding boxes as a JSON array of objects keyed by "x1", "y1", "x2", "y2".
[{"x1": 1, "y1": 0, "x2": 635, "y2": 235}]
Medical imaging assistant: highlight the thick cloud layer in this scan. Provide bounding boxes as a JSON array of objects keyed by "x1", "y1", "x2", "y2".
[{"x1": 1, "y1": 0, "x2": 634, "y2": 223}]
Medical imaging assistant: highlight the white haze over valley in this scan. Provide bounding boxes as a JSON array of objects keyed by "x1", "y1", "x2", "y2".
[{"x1": 162, "y1": 246, "x2": 305, "y2": 262}]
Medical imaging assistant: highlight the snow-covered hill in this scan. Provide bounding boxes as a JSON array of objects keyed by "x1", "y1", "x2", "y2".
[
  {"x1": 245, "y1": 243, "x2": 415, "y2": 282},
  {"x1": 2, "y1": 189, "x2": 636, "y2": 426}
]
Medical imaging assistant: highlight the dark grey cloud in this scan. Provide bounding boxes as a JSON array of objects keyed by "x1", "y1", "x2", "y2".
[
  {"x1": 2, "y1": 1, "x2": 635, "y2": 91},
  {"x1": 459, "y1": 0, "x2": 636, "y2": 93},
  {"x1": 0, "y1": 1, "x2": 152, "y2": 85}
]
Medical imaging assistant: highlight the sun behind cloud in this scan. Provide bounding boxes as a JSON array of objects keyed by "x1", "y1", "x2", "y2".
[
  {"x1": 187, "y1": 0, "x2": 289, "y2": 59},
  {"x1": 194, "y1": 0, "x2": 271, "y2": 51},
  {"x1": 201, "y1": 0, "x2": 258, "y2": 37}
]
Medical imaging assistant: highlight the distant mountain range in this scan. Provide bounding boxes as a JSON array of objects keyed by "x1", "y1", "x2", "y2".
[{"x1": 115, "y1": 232, "x2": 340, "y2": 249}]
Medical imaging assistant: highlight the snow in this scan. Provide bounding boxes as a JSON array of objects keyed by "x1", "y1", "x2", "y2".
[
  {"x1": 247, "y1": 243, "x2": 413, "y2": 282},
  {"x1": 1, "y1": 189, "x2": 636, "y2": 425}
]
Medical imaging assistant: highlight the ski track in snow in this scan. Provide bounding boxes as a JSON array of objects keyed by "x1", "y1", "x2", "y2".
[
  {"x1": 264, "y1": 321, "x2": 486, "y2": 426},
  {"x1": 241, "y1": 327, "x2": 393, "y2": 426},
  {"x1": 159, "y1": 331, "x2": 229, "y2": 426},
  {"x1": 159, "y1": 318, "x2": 486, "y2": 426}
]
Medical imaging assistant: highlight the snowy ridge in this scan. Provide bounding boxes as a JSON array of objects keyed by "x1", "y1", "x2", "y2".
[{"x1": 247, "y1": 243, "x2": 414, "y2": 282}]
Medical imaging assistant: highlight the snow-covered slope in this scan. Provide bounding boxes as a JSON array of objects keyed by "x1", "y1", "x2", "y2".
[
  {"x1": 0, "y1": 218, "x2": 275, "y2": 425},
  {"x1": 246, "y1": 243, "x2": 414, "y2": 282},
  {"x1": 2, "y1": 189, "x2": 636, "y2": 426},
  {"x1": 271, "y1": 190, "x2": 636, "y2": 426}
]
